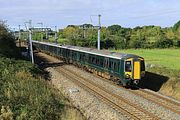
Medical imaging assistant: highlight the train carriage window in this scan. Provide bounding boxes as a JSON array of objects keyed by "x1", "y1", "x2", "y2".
[
  {"x1": 58, "y1": 48, "x2": 60, "y2": 55},
  {"x1": 104, "y1": 58, "x2": 109, "y2": 68},
  {"x1": 84, "y1": 54, "x2": 87, "y2": 61},
  {"x1": 117, "y1": 62, "x2": 120, "y2": 71},
  {"x1": 114, "y1": 62, "x2": 119, "y2": 71},
  {"x1": 80, "y1": 54, "x2": 82, "y2": 60},
  {"x1": 109, "y1": 61, "x2": 113, "y2": 69},
  {"x1": 112, "y1": 62, "x2": 114, "y2": 69},
  {"x1": 89, "y1": 56, "x2": 91, "y2": 63},
  {"x1": 92, "y1": 57, "x2": 95, "y2": 64},
  {"x1": 96, "y1": 58, "x2": 100, "y2": 65},
  {"x1": 67, "y1": 50, "x2": 68, "y2": 57},
  {"x1": 82, "y1": 54, "x2": 85, "y2": 61},
  {"x1": 114, "y1": 62, "x2": 117, "y2": 70},
  {"x1": 100, "y1": 59, "x2": 103, "y2": 67},
  {"x1": 109, "y1": 61, "x2": 111, "y2": 68},
  {"x1": 125, "y1": 61, "x2": 132, "y2": 72},
  {"x1": 73, "y1": 52, "x2": 75, "y2": 59},
  {"x1": 94, "y1": 57, "x2": 96, "y2": 64},
  {"x1": 79, "y1": 53, "x2": 84, "y2": 61},
  {"x1": 91, "y1": 56, "x2": 93, "y2": 63},
  {"x1": 83, "y1": 54, "x2": 86, "y2": 61}
]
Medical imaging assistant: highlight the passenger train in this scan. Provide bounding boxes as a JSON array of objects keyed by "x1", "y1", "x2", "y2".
[{"x1": 32, "y1": 40, "x2": 145, "y2": 87}]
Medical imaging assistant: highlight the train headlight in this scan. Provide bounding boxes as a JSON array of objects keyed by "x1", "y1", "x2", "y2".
[
  {"x1": 141, "y1": 72, "x2": 145, "y2": 77},
  {"x1": 125, "y1": 74, "x2": 130, "y2": 78}
]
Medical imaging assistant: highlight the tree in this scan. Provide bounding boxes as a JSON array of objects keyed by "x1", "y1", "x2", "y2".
[
  {"x1": 173, "y1": 20, "x2": 180, "y2": 31},
  {"x1": 62, "y1": 26, "x2": 81, "y2": 45},
  {"x1": 101, "y1": 38, "x2": 115, "y2": 49},
  {"x1": 0, "y1": 21, "x2": 19, "y2": 57},
  {"x1": 80, "y1": 24, "x2": 93, "y2": 28},
  {"x1": 60, "y1": 21, "x2": 180, "y2": 49},
  {"x1": 107, "y1": 25, "x2": 121, "y2": 35},
  {"x1": 154, "y1": 35, "x2": 173, "y2": 48}
]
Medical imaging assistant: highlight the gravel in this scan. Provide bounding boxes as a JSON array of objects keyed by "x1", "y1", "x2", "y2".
[
  {"x1": 64, "y1": 65, "x2": 180, "y2": 120},
  {"x1": 47, "y1": 67, "x2": 128, "y2": 120}
]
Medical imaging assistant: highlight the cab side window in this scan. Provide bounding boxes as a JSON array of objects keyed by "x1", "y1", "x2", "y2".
[
  {"x1": 141, "y1": 60, "x2": 145, "y2": 71},
  {"x1": 125, "y1": 61, "x2": 132, "y2": 72}
]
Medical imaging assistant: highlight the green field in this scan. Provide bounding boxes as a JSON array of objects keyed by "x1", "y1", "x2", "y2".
[{"x1": 113, "y1": 49, "x2": 180, "y2": 69}]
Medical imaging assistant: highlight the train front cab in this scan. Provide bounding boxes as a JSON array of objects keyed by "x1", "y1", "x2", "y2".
[{"x1": 124, "y1": 58, "x2": 145, "y2": 86}]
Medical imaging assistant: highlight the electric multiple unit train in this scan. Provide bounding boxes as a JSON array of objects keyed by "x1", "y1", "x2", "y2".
[{"x1": 33, "y1": 40, "x2": 145, "y2": 87}]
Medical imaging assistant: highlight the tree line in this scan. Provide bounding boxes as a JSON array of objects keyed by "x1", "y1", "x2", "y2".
[{"x1": 59, "y1": 21, "x2": 180, "y2": 49}]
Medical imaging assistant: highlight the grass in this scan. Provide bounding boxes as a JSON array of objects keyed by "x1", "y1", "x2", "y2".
[
  {"x1": 113, "y1": 49, "x2": 180, "y2": 69},
  {"x1": 57, "y1": 38, "x2": 69, "y2": 44},
  {"x1": 146, "y1": 67, "x2": 180, "y2": 100},
  {"x1": 44, "y1": 37, "x2": 69, "y2": 45}
]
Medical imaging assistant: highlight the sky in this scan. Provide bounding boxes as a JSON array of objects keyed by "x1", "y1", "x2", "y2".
[{"x1": 1, "y1": 0, "x2": 180, "y2": 30}]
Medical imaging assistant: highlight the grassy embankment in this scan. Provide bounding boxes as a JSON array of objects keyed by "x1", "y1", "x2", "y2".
[
  {"x1": 0, "y1": 56, "x2": 65, "y2": 119},
  {"x1": 113, "y1": 49, "x2": 180, "y2": 100}
]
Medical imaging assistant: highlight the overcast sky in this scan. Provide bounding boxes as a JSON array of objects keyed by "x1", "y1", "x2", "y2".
[{"x1": 1, "y1": 0, "x2": 180, "y2": 29}]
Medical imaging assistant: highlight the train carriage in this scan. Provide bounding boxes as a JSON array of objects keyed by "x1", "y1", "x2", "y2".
[{"x1": 32, "y1": 40, "x2": 145, "y2": 87}]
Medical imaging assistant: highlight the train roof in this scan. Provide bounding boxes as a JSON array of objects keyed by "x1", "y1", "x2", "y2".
[
  {"x1": 32, "y1": 41, "x2": 142, "y2": 60},
  {"x1": 63, "y1": 45, "x2": 141, "y2": 59}
]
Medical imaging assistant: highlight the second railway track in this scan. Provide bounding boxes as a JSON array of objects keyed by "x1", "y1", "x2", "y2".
[{"x1": 56, "y1": 66, "x2": 160, "y2": 120}]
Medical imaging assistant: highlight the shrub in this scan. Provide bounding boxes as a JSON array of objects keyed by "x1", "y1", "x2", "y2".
[
  {"x1": 154, "y1": 38, "x2": 173, "y2": 48},
  {"x1": 0, "y1": 22, "x2": 19, "y2": 58},
  {"x1": 0, "y1": 57, "x2": 64, "y2": 119}
]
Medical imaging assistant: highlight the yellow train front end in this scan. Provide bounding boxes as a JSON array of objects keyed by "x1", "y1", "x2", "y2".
[{"x1": 124, "y1": 58, "x2": 145, "y2": 86}]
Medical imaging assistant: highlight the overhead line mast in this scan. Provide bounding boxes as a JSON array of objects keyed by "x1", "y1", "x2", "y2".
[
  {"x1": 18, "y1": 25, "x2": 21, "y2": 47},
  {"x1": 98, "y1": 14, "x2": 101, "y2": 50},
  {"x1": 25, "y1": 20, "x2": 34, "y2": 64},
  {"x1": 29, "y1": 20, "x2": 34, "y2": 64},
  {"x1": 55, "y1": 26, "x2": 58, "y2": 44},
  {"x1": 90, "y1": 14, "x2": 101, "y2": 50}
]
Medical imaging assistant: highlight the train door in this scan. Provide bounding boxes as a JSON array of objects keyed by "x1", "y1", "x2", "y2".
[{"x1": 133, "y1": 60, "x2": 141, "y2": 80}]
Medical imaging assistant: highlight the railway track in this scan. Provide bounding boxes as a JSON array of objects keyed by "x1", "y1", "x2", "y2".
[
  {"x1": 87, "y1": 70, "x2": 180, "y2": 115},
  {"x1": 130, "y1": 89, "x2": 180, "y2": 114},
  {"x1": 56, "y1": 66, "x2": 160, "y2": 120}
]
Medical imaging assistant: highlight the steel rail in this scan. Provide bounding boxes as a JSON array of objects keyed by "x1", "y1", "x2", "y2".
[{"x1": 57, "y1": 67, "x2": 159, "y2": 120}]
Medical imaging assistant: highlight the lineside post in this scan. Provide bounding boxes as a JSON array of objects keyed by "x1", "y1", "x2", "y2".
[
  {"x1": 97, "y1": 14, "x2": 101, "y2": 50},
  {"x1": 18, "y1": 25, "x2": 21, "y2": 47},
  {"x1": 27, "y1": 20, "x2": 34, "y2": 64},
  {"x1": 29, "y1": 28, "x2": 34, "y2": 64},
  {"x1": 55, "y1": 26, "x2": 57, "y2": 44}
]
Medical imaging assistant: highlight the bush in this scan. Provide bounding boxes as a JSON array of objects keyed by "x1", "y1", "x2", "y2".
[
  {"x1": 100, "y1": 38, "x2": 115, "y2": 49},
  {"x1": 154, "y1": 38, "x2": 173, "y2": 48},
  {"x1": 129, "y1": 39, "x2": 142, "y2": 48},
  {"x1": 173, "y1": 39, "x2": 180, "y2": 47},
  {"x1": 0, "y1": 23, "x2": 19, "y2": 58},
  {"x1": 0, "y1": 57, "x2": 64, "y2": 119}
]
